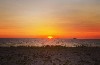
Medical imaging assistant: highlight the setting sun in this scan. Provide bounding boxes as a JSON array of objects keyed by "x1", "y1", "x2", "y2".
[
  {"x1": 48, "y1": 36, "x2": 53, "y2": 39},
  {"x1": 0, "y1": 0, "x2": 100, "y2": 39}
]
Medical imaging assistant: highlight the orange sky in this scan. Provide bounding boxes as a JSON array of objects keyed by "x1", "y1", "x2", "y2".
[{"x1": 0, "y1": 0, "x2": 100, "y2": 39}]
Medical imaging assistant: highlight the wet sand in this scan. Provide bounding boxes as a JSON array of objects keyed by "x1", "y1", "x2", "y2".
[{"x1": 0, "y1": 46, "x2": 100, "y2": 65}]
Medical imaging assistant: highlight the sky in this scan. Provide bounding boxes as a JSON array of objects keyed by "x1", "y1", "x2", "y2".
[{"x1": 0, "y1": 0, "x2": 100, "y2": 38}]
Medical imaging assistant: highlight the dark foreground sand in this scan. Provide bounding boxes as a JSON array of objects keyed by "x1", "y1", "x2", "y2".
[{"x1": 0, "y1": 46, "x2": 100, "y2": 65}]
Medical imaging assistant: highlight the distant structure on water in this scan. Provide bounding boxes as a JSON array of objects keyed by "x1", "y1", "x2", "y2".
[{"x1": 73, "y1": 38, "x2": 77, "y2": 39}]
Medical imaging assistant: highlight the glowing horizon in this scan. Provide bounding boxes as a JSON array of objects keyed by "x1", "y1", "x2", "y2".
[{"x1": 0, "y1": 0, "x2": 100, "y2": 39}]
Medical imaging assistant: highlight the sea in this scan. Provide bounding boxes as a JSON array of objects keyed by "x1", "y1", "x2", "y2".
[{"x1": 0, "y1": 38, "x2": 100, "y2": 47}]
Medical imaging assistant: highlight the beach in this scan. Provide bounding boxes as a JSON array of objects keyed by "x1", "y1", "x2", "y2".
[{"x1": 0, "y1": 46, "x2": 100, "y2": 65}]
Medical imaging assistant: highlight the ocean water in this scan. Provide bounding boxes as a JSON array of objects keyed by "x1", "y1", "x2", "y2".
[{"x1": 0, "y1": 38, "x2": 100, "y2": 47}]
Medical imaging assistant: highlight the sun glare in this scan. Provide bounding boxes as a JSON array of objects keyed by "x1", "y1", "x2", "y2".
[{"x1": 48, "y1": 36, "x2": 53, "y2": 39}]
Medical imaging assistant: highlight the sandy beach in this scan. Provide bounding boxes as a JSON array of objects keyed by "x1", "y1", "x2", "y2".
[{"x1": 0, "y1": 46, "x2": 100, "y2": 65}]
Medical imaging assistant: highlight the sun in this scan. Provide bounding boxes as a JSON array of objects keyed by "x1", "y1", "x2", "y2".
[{"x1": 48, "y1": 36, "x2": 53, "y2": 39}]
